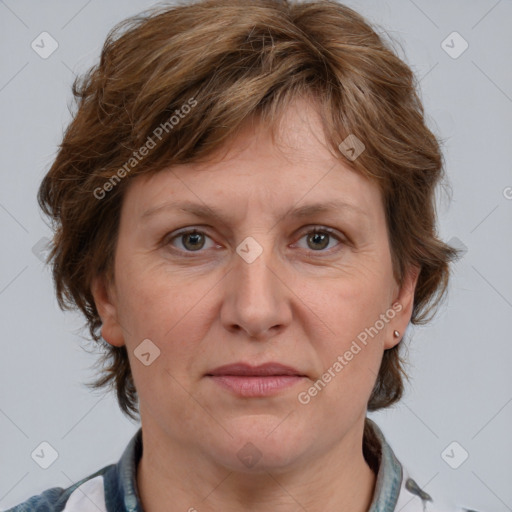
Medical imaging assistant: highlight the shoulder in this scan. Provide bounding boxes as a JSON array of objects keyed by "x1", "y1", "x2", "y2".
[
  {"x1": 5, "y1": 465, "x2": 113, "y2": 512},
  {"x1": 366, "y1": 418, "x2": 484, "y2": 512},
  {"x1": 397, "y1": 469, "x2": 484, "y2": 512}
]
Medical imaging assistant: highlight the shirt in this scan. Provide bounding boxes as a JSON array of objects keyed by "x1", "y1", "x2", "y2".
[{"x1": 6, "y1": 418, "x2": 483, "y2": 512}]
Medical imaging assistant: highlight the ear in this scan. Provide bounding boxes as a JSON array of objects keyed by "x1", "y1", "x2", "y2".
[
  {"x1": 90, "y1": 274, "x2": 125, "y2": 347},
  {"x1": 384, "y1": 264, "x2": 421, "y2": 349}
]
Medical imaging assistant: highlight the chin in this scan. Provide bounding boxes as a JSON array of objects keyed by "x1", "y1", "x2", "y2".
[{"x1": 207, "y1": 415, "x2": 310, "y2": 473}]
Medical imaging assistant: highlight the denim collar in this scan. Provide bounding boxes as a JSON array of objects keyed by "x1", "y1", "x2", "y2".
[
  {"x1": 365, "y1": 418, "x2": 403, "y2": 511},
  {"x1": 103, "y1": 426, "x2": 144, "y2": 512}
]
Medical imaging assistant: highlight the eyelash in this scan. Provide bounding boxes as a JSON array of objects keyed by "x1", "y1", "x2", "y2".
[{"x1": 161, "y1": 226, "x2": 346, "y2": 257}]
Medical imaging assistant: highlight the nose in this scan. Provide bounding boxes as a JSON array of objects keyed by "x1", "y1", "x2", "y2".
[{"x1": 219, "y1": 238, "x2": 292, "y2": 341}]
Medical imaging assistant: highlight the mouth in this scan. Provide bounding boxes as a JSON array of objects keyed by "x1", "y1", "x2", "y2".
[{"x1": 205, "y1": 363, "x2": 307, "y2": 397}]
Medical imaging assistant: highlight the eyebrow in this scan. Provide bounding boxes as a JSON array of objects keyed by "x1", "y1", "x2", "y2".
[{"x1": 140, "y1": 199, "x2": 369, "y2": 224}]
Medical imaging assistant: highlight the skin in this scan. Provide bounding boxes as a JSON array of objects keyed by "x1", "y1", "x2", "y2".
[{"x1": 92, "y1": 96, "x2": 420, "y2": 512}]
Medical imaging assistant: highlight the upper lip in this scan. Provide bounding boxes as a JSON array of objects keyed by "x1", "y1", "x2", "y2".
[{"x1": 206, "y1": 362, "x2": 306, "y2": 377}]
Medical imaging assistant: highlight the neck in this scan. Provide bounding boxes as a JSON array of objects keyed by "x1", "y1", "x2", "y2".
[{"x1": 136, "y1": 419, "x2": 377, "y2": 512}]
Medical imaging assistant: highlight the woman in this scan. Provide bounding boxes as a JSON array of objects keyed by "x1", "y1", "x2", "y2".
[{"x1": 7, "y1": 0, "x2": 481, "y2": 511}]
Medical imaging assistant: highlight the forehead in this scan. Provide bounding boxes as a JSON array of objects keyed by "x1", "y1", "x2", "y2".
[{"x1": 121, "y1": 97, "x2": 383, "y2": 226}]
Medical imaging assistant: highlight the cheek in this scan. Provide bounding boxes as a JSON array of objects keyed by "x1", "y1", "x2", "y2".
[
  {"x1": 310, "y1": 270, "x2": 391, "y2": 339},
  {"x1": 303, "y1": 272, "x2": 391, "y2": 391},
  {"x1": 115, "y1": 262, "x2": 213, "y2": 375},
  {"x1": 117, "y1": 270, "x2": 208, "y2": 415},
  {"x1": 115, "y1": 257, "x2": 202, "y2": 335},
  {"x1": 302, "y1": 281, "x2": 389, "y2": 411}
]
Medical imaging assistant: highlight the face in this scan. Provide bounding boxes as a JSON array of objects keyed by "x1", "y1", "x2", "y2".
[{"x1": 92, "y1": 97, "x2": 419, "y2": 473}]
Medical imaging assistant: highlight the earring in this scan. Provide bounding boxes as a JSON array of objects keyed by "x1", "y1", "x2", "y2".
[{"x1": 393, "y1": 330, "x2": 400, "y2": 338}]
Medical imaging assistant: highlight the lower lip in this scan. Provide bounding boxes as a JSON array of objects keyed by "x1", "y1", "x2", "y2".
[{"x1": 208, "y1": 375, "x2": 304, "y2": 397}]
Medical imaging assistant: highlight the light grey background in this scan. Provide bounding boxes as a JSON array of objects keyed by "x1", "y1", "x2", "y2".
[{"x1": 1, "y1": 0, "x2": 511, "y2": 510}]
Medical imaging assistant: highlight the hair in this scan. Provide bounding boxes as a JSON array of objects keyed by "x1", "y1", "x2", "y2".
[{"x1": 39, "y1": 0, "x2": 461, "y2": 422}]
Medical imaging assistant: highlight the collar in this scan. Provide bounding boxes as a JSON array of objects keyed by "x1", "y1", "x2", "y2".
[
  {"x1": 104, "y1": 417, "x2": 403, "y2": 512},
  {"x1": 365, "y1": 418, "x2": 403, "y2": 511}
]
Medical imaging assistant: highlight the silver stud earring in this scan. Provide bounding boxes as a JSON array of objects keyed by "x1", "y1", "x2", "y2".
[{"x1": 393, "y1": 330, "x2": 400, "y2": 338}]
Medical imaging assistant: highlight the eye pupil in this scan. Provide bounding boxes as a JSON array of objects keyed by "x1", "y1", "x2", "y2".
[
  {"x1": 308, "y1": 232, "x2": 329, "y2": 250},
  {"x1": 183, "y1": 231, "x2": 204, "y2": 251}
]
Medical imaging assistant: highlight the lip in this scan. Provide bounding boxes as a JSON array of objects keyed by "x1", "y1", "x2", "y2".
[
  {"x1": 206, "y1": 363, "x2": 307, "y2": 397},
  {"x1": 207, "y1": 362, "x2": 305, "y2": 377}
]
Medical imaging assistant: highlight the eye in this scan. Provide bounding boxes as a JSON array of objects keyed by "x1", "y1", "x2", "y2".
[
  {"x1": 294, "y1": 226, "x2": 344, "y2": 253},
  {"x1": 165, "y1": 229, "x2": 217, "y2": 253},
  {"x1": 162, "y1": 226, "x2": 345, "y2": 256}
]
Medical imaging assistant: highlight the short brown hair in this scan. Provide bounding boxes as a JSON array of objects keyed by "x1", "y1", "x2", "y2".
[{"x1": 39, "y1": 0, "x2": 461, "y2": 421}]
